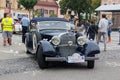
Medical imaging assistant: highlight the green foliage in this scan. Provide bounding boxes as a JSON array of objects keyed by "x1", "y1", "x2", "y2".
[
  {"x1": 59, "y1": 0, "x2": 89, "y2": 21},
  {"x1": 59, "y1": 0, "x2": 101, "y2": 21},
  {"x1": 32, "y1": 9, "x2": 42, "y2": 18},
  {"x1": 59, "y1": 0, "x2": 68, "y2": 14},
  {"x1": 49, "y1": 13, "x2": 57, "y2": 17},
  {"x1": 35, "y1": 9, "x2": 42, "y2": 17},
  {"x1": 91, "y1": 0, "x2": 101, "y2": 11},
  {"x1": 17, "y1": 0, "x2": 38, "y2": 10}
]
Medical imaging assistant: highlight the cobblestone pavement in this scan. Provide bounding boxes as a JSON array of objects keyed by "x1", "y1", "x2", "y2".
[
  {"x1": 99, "y1": 31, "x2": 120, "y2": 50},
  {"x1": 0, "y1": 32, "x2": 120, "y2": 80},
  {"x1": 98, "y1": 32, "x2": 120, "y2": 60},
  {"x1": 0, "y1": 33, "x2": 39, "y2": 76}
]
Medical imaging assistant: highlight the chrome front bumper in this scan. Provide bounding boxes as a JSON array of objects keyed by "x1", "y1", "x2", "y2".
[{"x1": 45, "y1": 57, "x2": 99, "y2": 61}]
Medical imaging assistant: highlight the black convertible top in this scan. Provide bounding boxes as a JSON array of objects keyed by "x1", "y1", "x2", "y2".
[{"x1": 30, "y1": 17, "x2": 68, "y2": 22}]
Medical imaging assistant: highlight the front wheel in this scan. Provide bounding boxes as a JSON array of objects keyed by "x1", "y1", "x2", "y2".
[
  {"x1": 37, "y1": 45, "x2": 47, "y2": 69},
  {"x1": 87, "y1": 54, "x2": 95, "y2": 69},
  {"x1": 87, "y1": 60, "x2": 95, "y2": 69},
  {"x1": 32, "y1": 33, "x2": 41, "y2": 53},
  {"x1": 25, "y1": 38, "x2": 31, "y2": 54}
]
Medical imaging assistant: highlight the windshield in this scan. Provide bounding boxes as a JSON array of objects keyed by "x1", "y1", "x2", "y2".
[{"x1": 36, "y1": 21, "x2": 75, "y2": 30}]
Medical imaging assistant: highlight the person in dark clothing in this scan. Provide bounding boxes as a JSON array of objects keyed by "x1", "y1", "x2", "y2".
[
  {"x1": 84, "y1": 20, "x2": 90, "y2": 33},
  {"x1": 95, "y1": 19, "x2": 99, "y2": 40},
  {"x1": 87, "y1": 21, "x2": 97, "y2": 40},
  {"x1": 21, "y1": 14, "x2": 29, "y2": 43}
]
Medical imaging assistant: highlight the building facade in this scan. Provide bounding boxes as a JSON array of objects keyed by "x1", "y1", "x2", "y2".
[
  {"x1": 0, "y1": 0, "x2": 59, "y2": 19},
  {"x1": 0, "y1": 0, "x2": 28, "y2": 19},
  {"x1": 34, "y1": 0, "x2": 58, "y2": 17},
  {"x1": 101, "y1": 0, "x2": 120, "y2": 5},
  {"x1": 101, "y1": 0, "x2": 120, "y2": 28}
]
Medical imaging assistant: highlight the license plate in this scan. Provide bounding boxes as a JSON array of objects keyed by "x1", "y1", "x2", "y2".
[{"x1": 67, "y1": 53, "x2": 85, "y2": 63}]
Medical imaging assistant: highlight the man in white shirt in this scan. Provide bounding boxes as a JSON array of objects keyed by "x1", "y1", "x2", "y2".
[{"x1": 97, "y1": 14, "x2": 108, "y2": 51}]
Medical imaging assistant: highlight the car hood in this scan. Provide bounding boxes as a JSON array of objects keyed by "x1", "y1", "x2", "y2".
[
  {"x1": 40, "y1": 30, "x2": 69, "y2": 36},
  {"x1": 45, "y1": 32, "x2": 67, "y2": 36}
]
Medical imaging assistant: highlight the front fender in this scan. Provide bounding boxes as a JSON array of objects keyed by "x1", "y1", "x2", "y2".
[
  {"x1": 84, "y1": 40, "x2": 100, "y2": 56},
  {"x1": 38, "y1": 40, "x2": 56, "y2": 57},
  {"x1": 25, "y1": 33, "x2": 33, "y2": 48}
]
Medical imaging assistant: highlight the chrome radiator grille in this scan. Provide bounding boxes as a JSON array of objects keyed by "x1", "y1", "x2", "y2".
[
  {"x1": 59, "y1": 33, "x2": 77, "y2": 57},
  {"x1": 60, "y1": 33, "x2": 76, "y2": 44}
]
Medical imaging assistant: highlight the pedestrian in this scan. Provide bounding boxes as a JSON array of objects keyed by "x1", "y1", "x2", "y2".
[
  {"x1": 87, "y1": 20, "x2": 97, "y2": 40},
  {"x1": 97, "y1": 14, "x2": 108, "y2": 51},
  {"x1": 21, "y1": 14, "x2": 29, "y2": 43},
  {"x1": 74, "y1": 18, "x2": 80, "y2": 27},
  {"x1": 84, "y1": 20, "x2": 90, "y2": 35},
  {"x1": 95, "y1": 19, "x2": 100, "y2": 41},
  {"x1": 107, "y1": 18, "x2": 113, "y2": 43},
  {"x1": 73, "y1": 18, "x2": 79, "y2": 30},
  {"x1": 1, "y1": 13, "x2": 15, "y2": 46},
  {"x1": 78, "y1": 20, "x2": 86, "y2": 34}
]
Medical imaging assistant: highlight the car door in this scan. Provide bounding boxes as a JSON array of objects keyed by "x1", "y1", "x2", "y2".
[
  {"x1": 30, "y1": 20, "x2": 40, "y2": 52},
  {"x1": 26, "y1": 20, "x2": 37, "y2": 49}
]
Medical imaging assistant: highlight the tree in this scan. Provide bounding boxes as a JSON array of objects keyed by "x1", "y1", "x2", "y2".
[
  {"x1": 88, "y1": 0, "x2": 101, "y2": 20},
  {"x1": 91, "y1": 0, "x2": 101, "y2": 11},
  {"x1": 59, "y1": 0, "x2": 68, "y2": 15},
  {"x1": 59, "y1": 0, "x2": 89, "y2": 21},
  {"x1": 59, "y1": 0, "x2": 101, "y2": 21},
  {"x1": 33, "y1": 9, "x2": 42, "y2": 17},
  {"x1": 17, "y1": 0, "x2": 38, "y2": 18}
]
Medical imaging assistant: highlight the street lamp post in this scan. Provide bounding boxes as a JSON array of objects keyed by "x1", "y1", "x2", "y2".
[
  {"x1": 41, "y1": 8, "x2": 44, "y2": 17},
  {"x1": 9, "y1": 2, "x2": 12, "y2": 13},
  {"x1": 6, "y1": 1, "x2": 12, "y2": 13},
  {"x1": 118, "y1": 27, "x2": 120, "y2": 45}
]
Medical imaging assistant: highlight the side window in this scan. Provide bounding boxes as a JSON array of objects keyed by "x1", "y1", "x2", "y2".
[{"x1": 30, "y1": 21, "x2": 37, "y2": 31}]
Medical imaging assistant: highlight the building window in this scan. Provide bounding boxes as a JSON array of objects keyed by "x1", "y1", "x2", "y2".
[
  {"x1": 6, "y1": 0, "x2": 10, "y2": 8},
  {"x1": 103, "y1": 0, "x2": 108, "y2": 3},
  {"x1": 13, "y1": 13, "x2": 15, "y2": 16},
  {"x1": 44, "y1": 10, "x2": 48, "y2": 14},
  {"x1": 17, "y1": 3, "x2": 21, "y2": 9},
  {"x1": 40, "y1": 9, "x2": 44, "y2": 13},
  {"x1": 49, "y1": 10, "x2": 54, "y2": 14},
  {"x1": 118, "y1": 0, "x2": 120, "y2": 3}
]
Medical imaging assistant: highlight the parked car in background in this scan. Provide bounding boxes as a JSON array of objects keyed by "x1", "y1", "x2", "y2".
[
  {"x1": 13, "y1": 19, "x2": 22, "y2": 34},
  {"x1": 0, "y1": 24, "x2": 2, "y2": 32},
  {"x1": 25, "y1": 17, "x2": 100, "y2": 69},
  {"x1": 0, "y1": 18, "x2": 2, "y2": 32}
]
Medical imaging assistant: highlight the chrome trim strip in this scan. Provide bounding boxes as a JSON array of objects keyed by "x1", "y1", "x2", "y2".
[{"x1": 45, "y1": 57, "x2": 99, "y2": 61}]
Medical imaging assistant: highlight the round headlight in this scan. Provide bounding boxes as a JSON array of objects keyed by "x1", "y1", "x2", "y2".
[
  {"x1": 51, "y1": 36, "x2": 60, "y2": 46},
  {"x1": 77, "y1": 36, "x2": 86, "y2": 45}
]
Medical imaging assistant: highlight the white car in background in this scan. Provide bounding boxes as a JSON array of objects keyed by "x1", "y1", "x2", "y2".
[
  {"x1": 0, "y1": 19, "x2": 2, "y2": 32},
  {"x1": 14, "y1": 19, "x2": 22, "y2": 34},
  {"x1": 0, "y1": 24, "x2": 2, "y2": 32}
]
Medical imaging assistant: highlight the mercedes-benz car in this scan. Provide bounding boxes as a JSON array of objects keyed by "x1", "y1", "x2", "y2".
[{"x1": 25, "y1": 17, "x2": 100, "y2": 69}]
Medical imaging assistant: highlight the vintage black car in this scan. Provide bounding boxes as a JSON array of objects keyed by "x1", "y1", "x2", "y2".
[{"x1": 25, "y1": 17, "x2": 100, "y2": 69}]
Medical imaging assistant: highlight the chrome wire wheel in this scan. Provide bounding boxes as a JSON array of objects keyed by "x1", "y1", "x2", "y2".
[
  {"x1": 25, "y1": 38, "x2": 30, "y2": 54},
  {"x1": 33, "y1": 34, "x2": 38, "y2": 52}
]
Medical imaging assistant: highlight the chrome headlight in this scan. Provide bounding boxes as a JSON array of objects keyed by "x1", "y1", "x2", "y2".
[
  {"x1": 51, "y1": 36, "x2": 60, "y2": 46},
  {"x1": 77, "y1": 36, "x2": 86, "y2": 45}
]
